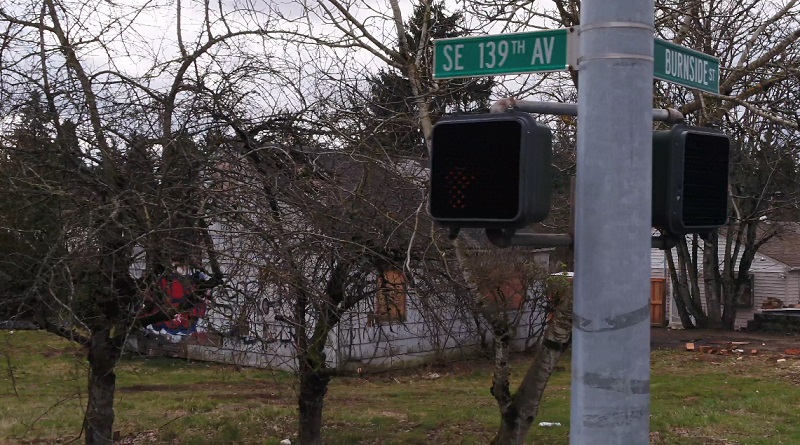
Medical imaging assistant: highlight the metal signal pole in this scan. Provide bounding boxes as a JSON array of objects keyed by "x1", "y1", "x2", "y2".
[{"x1": 571, "y1": 0, "x2": 654, "y2": 443}]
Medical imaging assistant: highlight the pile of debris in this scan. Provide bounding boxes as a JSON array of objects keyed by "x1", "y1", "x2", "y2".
[
  {"x1": 685, "y1": 341, "x2": 757, "y2": 355},
  {"x1": 685, "y1": 341, "x2": 800, "y2": 358}
]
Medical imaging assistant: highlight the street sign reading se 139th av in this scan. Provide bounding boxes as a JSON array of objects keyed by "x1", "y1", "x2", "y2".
[{"x1": 433, "y1": 29, "x2": 573, "y2": 79}]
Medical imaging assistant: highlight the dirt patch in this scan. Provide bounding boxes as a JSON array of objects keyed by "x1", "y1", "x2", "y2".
[
  {"x1": 119, "y1": 380, "x2": 288, "y2": 394},
  {"x1": 423, "y1": 421, "x2": 495, "y2": 444},
  {"x1": 39, "y1": 346, "x2": 84, "y2": 359},
  {"x1": 668, "y1": 427, "x2": 738, "y2": 445},
  {"x1": 349, "y1": 354, "x2": 497, "y2": 384},
  {"x1": 326, "y1": 393, "x2": 374, "y2": 405},
  {"x1": 116, "y1": 430, "x2": 160, "y2": 445},
  {"x1": 650, "y1": 327, "x2": 800, "y2": 354},
  {"x1": 205, "y1": 391, "x2": 285, "y2": 401},
  {"x1": 116, "y1": 380, "x2": 297, "y2": 404}
]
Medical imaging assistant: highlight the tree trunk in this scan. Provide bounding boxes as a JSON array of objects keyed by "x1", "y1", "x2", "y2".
[
  {"x1": 474, "y1": 313, "x2": 491, "y2": 354},
  {"x1": 686, "y1": 237, "x2": 705, "y2": 312},
  {"x1": 84, "y1": 329, "x2": 121, "y2": 445},
  {"x1": 489, "y1": 325, "x2": 513, "y2": 426},
  {"x1": 670, "y1": 285, "x2": 695, "y2": 328},
  {"x1": 665, "y1": 246, "x2": 704, "y2": 328},
  {"x1": 702, "y1": 237, "x2": 723, "y2": 329},
  {"x1": 721, "y1": 278, "x2": 738, "y2": 330},
  {"x1": 720, "y1": 222, "x2": 760, "y2": 331},
  {"x1": 676, "y1": 241, "x2": 708, "y2": 327},
  {"x1": 297, "y1": 364, "x2": 330, "y2": 445},
  {"x1": 491, "y1": 281, "x2": 573, "y2": 445},
  {"x1": 721, "y1": 302, "x2": 737, "y2": 330}
]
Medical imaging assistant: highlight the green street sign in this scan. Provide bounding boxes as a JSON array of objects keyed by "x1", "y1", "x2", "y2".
[
  {"x1": 654, "y1": 39, "x2": 720, "y2": 93},
  {"x1": 433, "y1": 29, "x2": 574, "y2": 79}
]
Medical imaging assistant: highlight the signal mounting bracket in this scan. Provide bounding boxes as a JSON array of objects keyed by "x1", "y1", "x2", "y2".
[
  {"x1": 486, "y1": 229, "x2": 573, "y2": 248},
  {"x1": 487, "y1": 229, "x2": 685, "y2": 250},
  {"x1": 475, "y1": 99, "x2": 691, "y2": 249}
]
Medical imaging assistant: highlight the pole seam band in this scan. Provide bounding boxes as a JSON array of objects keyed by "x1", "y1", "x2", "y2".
[
  {"x1": 578, "y1": 53, "x2": 654, "y2": 64},
  {"x1": 578, "y1": 21, "x2": 654, "y2": 33}
]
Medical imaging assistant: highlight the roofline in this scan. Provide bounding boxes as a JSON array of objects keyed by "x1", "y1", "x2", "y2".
[{"x1": 716, "y1": 233, "x2": 795, "y2": 268}]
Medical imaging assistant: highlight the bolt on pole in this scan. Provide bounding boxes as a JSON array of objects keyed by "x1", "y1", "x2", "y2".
[{"x1": 571, "y1": 1, "x2": 654, "y2": 444}]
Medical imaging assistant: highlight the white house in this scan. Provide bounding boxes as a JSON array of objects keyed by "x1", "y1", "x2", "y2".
[
  {"x1": 128, "y1": 243, "x2": 551, "y2": 371},
  {"x1": 651, "y1": 223, "x2": 800, "y2": 329},
  {"x1": 128, "y1": 148, "x2": 553, "y2": 371}
]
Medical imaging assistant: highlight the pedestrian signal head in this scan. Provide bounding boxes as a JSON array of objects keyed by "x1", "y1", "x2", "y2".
[
  {"x1": 429, "y1": 112, "x2": 552, "y2": 229},
  {"x1": 652, "y1": 125, "x2": 730, "y2": 235}
]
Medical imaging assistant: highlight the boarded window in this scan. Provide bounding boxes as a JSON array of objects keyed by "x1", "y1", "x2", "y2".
[
  {"x1": 484, "y1": 276, "x2": 526, "y2": 310},
  {"x1": 374, "y1": 270, "x2": 407, "y2": 323},
  {"x1": 494, "y1": 278, "x2": 525, "y2": 309}
]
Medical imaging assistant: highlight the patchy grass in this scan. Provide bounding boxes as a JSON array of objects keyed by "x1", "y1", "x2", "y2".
[
  {"x1": 649, "y1": 349, "x2": 800, "y2": 445},
  {"x1": 2, "y1": 331, "x2": 800, "y2": 444}
]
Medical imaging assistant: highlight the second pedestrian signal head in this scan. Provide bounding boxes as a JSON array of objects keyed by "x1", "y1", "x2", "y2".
[{"x1": 429, "y1": 112, "x2": 553, "y2": 229}]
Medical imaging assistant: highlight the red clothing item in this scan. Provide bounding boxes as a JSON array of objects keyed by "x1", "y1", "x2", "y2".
[{"x1": 143, "y1": 273, "x2": 207, "y2": 333}]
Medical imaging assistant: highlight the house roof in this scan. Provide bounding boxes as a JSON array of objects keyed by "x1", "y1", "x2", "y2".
[{"x1": 754, "y1": 222, "x2": 800, "y2": 268}]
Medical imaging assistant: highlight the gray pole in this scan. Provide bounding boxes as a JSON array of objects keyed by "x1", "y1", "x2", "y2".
[{"x1": 571, "y1": 0, "x2": 654, "y2": 444}]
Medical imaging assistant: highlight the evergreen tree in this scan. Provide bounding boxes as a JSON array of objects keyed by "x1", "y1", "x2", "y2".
[
  {"x1": 366, "y1": 1, "x2": 494, "y2": 157},
  {"x1": 0, "y1": 92, "x2": 68, "y2": 321}
]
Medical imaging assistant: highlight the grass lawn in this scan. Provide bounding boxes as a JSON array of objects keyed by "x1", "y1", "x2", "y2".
[{"x1": 2, "y1": 330, "x2": 800, "y2": 444}]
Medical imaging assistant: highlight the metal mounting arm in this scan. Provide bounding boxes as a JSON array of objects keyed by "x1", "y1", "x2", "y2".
[
  {"x1": 486, "y1": 229, "x2": 573, "y2": 248},
  {"x1": 495, "y1": 99, "x2": 685, "y2": 124},
  {"x1": 485, "y1": 229, "x2": 678, "y2": 250}
]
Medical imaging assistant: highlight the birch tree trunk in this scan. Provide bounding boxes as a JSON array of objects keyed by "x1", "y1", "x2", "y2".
[{"x1": 492, "y1": 280, "x2": 572, "y2": 445}]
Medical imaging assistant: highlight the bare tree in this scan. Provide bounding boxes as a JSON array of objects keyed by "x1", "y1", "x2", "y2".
[
  {"x1": 196, "y1": 101, "x2": 458, "y2": 444},
  {"x1": 0, "y1": 0, "x2": 282, "y2": 442},
  {"x1": 462, "y1": 0, "x2": 800, "y2": 333},
  {"x1": 454, "y1": 243, "x2": 572, "y2": 444},
  {"x1": 272, "y1": 3, "x2": 580, "y2": 445},
  {"x1": 653, "y1": 0, "x2": 800, "y2": 329}
]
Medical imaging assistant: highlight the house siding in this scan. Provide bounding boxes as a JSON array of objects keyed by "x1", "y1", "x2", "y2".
[
  {"x1": 653, "y1": 235, "x2": 794, "y2": 330},
  {"x1": 786, "y1": 270, "x2": 800, "y2": 306},
  {"x1": 129, "y1": 247, "x2": 550, "y2": 371},
  {"x1": 736, "y1": 270, "x2": 788, "y2": 329},
  {"x1": 131, "y1": 292, "x2": 546, "y2": 371},
  {"x1": 651, "y1": 248, "x2": 668, "y2": 279},
  {"x1": 336, "y1": 290, "x2": 546, "y2": 369}
]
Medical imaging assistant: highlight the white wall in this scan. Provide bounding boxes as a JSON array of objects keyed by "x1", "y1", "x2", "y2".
[
  {"x1": 653, "y1": 236, "x2": 797, "y2": 329},
  {"x1": 336, "y1": 293, "x2": 546, "y2": 369},
  {"x1": 137, "y1": 221, "x2": 552, "y2": 370}
]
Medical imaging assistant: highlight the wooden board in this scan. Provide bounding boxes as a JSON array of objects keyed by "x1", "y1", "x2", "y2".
[{"x1": 650, "y1": 278, "x2": 667, "y2": 327}]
